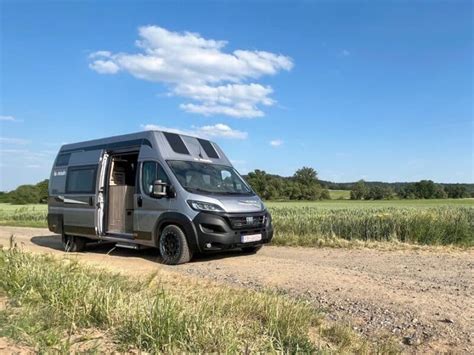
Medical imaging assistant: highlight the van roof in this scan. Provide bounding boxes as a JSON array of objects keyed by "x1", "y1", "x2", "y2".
[{"x1": 59, "y1": 130, "x2": 232, "y2": 166}]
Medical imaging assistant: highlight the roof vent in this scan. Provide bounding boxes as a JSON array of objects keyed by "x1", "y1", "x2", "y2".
[
  {"x1": 197, "y1": 138, "x2": 219, "y2": 159},
  {"x1": 164, "y1": 132, "x2": 190, "y2": 155}
]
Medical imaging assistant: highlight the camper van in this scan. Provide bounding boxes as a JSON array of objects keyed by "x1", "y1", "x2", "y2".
[{"x1": 48, "y1": 131, "x2": 273, "y2": 264}]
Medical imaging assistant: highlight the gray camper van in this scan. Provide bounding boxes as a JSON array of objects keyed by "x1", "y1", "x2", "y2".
[{"x1": 48, "y1": 131, "x2": 273, "y2": 264}]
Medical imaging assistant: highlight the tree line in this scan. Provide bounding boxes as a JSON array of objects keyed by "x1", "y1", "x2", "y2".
[
  {"x1": 245, "y1": 167, "x2": 330, "y2": 200},
  {"x1": 0, "y1": 168, "x2": 472, "y2": 204},
  {"x1": 349, "y1": 179, "x2": 472, "y2": 200},
  {"x1": 0, "y1": 167, "x2": 330, "y2": 204},
  {"x1": 0, "y1": 180, "x2": 49, "y2": 205}
]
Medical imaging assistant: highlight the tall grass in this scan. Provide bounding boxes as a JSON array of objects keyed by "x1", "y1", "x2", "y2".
[
  {"x1": 0, "y1": 206, "x2": 47, "y2": 227},
  {"x1": 1, "y1": 202, "x2": 472, "y2": 247},
  {"x1": 0, "y1": 247, "x2": 328, "y2": 352},
  {"x1": 271, "y1": 206, "x2": 474, "y2": 247}
]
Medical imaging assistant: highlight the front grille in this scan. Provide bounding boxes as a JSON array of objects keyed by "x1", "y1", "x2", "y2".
[{"x1": 228, "y1": 214, "x2": 266, "y2": 230}]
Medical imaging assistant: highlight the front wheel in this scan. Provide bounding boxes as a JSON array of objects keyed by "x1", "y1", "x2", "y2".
[
  {"x1": 159, "y1": 225, "x2": 192, "y2": 265},
  {"x1": 62, "y1": 234, "x2": 86, "y2": 252},
  {"x1": 241, "y1": 245, "x2": 262, "y2": 254}
]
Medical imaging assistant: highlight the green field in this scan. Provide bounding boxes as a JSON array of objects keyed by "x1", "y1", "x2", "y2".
[
  {"x1": 267, "y1": 198, "x2": 474, "y2": 209},
  {"x1": 1, "y1": 199, "x2": 473, "y2": 247},
  {"x1": 0, "y1": 203, "x2": 47, "y2": 227},
  {"x1": 328, "y1": 189, "x2": 351, "y2": 200}
]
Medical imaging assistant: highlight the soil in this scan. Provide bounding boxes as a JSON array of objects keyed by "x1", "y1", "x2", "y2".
[{"x1": 0, "y1": 226, "x2": 473, "y2": 353}]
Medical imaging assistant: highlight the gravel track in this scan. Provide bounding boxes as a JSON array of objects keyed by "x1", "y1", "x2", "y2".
[{"x1": 1, "y1": 226, "x2": 472, "y2": 353}]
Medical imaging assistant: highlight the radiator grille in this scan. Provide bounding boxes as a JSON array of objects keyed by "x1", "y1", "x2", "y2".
[{"x1": 228, "y1": 214, "x2": 265, "y2": 229}]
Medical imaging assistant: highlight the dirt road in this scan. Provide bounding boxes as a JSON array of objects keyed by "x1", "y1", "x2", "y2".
[{"x1": 1, "y1": 226, "x2": 473, "y2": 352}]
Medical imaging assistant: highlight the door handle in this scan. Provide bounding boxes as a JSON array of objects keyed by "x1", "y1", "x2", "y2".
[
  {"x1": 89, "y1": 196, "x2": 93, "y2": 206},
  {"x1": 137, "y1": 195, "x2": 143, "y2": 207}
]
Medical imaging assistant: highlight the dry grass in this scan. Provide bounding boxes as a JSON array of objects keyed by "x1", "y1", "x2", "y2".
[{"x1": 0, "y1": 246, "x2": 398, "y2": 353}]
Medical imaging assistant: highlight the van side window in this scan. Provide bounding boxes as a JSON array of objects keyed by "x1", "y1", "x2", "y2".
[
  {"x1": 142, "y1": 162, "x2": 169, "y2": 195},
  {"x1": 66, "y1": 166, "x2": 97, "y2": 193},
  {"x1": 55, "y1": 153, "x2": 71, "y2": 167}
]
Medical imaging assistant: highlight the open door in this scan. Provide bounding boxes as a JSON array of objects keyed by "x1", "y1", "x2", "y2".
[{"x1": 95, "y1": 151, "x2": 109, "y2": 236}]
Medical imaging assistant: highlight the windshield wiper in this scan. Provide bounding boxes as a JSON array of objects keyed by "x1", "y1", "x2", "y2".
[
  {"x1": 186, "y1": 187, "x2": 217, "y2": 194},
  {"x1": 186, "y1": 187, "x2": 252, "y2": 196},
  {"x1": 220, "y1": 191, "x2": 253, "y2": 195}
]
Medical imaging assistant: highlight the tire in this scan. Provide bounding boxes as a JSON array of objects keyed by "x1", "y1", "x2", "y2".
[
  {"x1": 241, "y1": 245, "x2": 262, "y2": 254},
  {"x1": 62, "y1": 234, "x2": 86, "y2": 252},
  {"x1": 159, "y1": 225, "x2": 192, "y2": 265}
]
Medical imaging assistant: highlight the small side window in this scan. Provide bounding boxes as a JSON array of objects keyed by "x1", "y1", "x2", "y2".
[
  {"x1": 141, "y1": 161, "x2": 169, "y2": 196},
  {"x1": 55, "y1": 153, "x2": 71, "y2": 167},
  {"x1": 66, "y1": 166, "x2": 97, "y2": 194}
]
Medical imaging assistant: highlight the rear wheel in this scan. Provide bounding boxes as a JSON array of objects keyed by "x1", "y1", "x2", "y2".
[
  {"x1": 62, "y1": 234, "x2": 86, "y2": 252},
  {"x1": 241, "y1": 245, "x2": 262, "y2": 254},
  {"x1": 159, "y1": 225, "x2": 192, "y2": 265}
]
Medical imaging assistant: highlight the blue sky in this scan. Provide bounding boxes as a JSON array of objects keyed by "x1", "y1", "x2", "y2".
[{"x1": 0, "y1": 0, "x2": 472, "y2": 191}]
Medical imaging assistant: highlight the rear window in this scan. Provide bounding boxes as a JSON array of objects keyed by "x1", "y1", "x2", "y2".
[
  {"x1": 164, "y1": 132, "x2": 190, "y2": 155},
  {"x1": 55, "y1": 153, "x2": 71, "y2": 166},
  {"x1": 66, "y1": 166, "x2": 97, "y2": 193}
]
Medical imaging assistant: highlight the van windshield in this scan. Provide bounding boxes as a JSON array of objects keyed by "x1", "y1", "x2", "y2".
[{"x1": 167, "y1": 160, "x2": 254, "y2": 195}]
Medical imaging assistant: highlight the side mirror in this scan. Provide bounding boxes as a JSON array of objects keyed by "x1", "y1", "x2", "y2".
[
  {"x1": 151, "y1": 180, "x2": 167, "y2": 198},
  {"x1": 166, "y1": 184, "x2": 177, "y2": 198}
]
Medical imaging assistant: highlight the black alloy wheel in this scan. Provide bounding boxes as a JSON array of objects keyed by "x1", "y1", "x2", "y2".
[{"x1": 159, "y1": 225, "x2": 192, "y2": 265}]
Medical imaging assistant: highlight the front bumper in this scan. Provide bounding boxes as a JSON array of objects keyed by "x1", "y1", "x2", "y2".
[{"x1": 192, "y1": 211, "x2": 273, "y2": 252}]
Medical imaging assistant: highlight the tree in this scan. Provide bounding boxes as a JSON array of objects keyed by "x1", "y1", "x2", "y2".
[
  {"x1": 36, "y1": 179, "x2": 49, "y2": 203},
  {"x1": 445, "y1": 185, "x2": 468, "y2": 198},
  {"x1": 398, "y1": 180, "x2": 447, "y2": 199},
  {"x1": 9, "y1": 185, "x2": 40, "y2": 204},
  {"x1": 293, "y1": 167, "x2": 318, "y2": 186},
  {"x1": 246, "y1": 170, "x2": 271, "y2": 197},
  {"x1": 245, "y1": 167, "x2": 329, "y2": 201},
  {"x1": 366, "y1": 186, "x2": 394, "y2": 200},
  {"x1": 350, "y1": 180, "x2": 368, "y2": 200}
]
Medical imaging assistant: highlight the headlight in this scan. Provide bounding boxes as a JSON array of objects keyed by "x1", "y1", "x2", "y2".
[{"x1": 187, "y1": 200, "x2": 224, "y2": 212}]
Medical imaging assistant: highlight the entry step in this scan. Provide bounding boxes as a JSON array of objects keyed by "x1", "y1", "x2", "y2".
[{"x1": 115, "y1": 242, "x2": 141, "y2": 250}]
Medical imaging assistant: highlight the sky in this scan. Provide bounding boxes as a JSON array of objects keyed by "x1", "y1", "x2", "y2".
[{"x1": 0, "y1": 0, "x2": 472, "y2": 191}]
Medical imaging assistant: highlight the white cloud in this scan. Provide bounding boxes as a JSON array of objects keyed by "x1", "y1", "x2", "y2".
[
  {"x1": 175, "y1": 83, "x2": 273, "y2": 118},
  {"x1": 198, "y1": 123, "x2": 248, "y2": 139},
  {"x1": 89, "y1": 51, "x2": 112, "y2": 58},
  {"x1": 341, "y1": 49, "x2": 350, "y2": 56},
  {"x1": 270, "y1": 139, "x2": 283, "y2": 147},
  {"x1": 0, "y1": 137, "x2": 30, "y2": 145},
  {"x1": 180, "y1": 103, "x2": 264, "y2": 118},
  {"x1": 88, "y1": 60, "x2": 120, "y2": 74},
  {"x1": 90, "y1": 25, "x2": 293, "y2": 118},
  {"x1": 26, "y1": 164, "x2": 41, "y2": 168},
  {"x1": 0, "y1": 115, "x2": 17, "y2": 122},
  {"x1": 142, "y1": 123, "x2": 247, "y2": 140}
]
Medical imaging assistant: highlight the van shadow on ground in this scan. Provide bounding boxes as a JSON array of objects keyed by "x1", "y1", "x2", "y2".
[{"x1": 30, "y1": 235, "x2": 249, "y2": 264}]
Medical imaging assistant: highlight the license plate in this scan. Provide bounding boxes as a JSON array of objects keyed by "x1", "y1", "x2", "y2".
[{"x1": 241, "y1": 233, "x2": 262, "y2": 243}]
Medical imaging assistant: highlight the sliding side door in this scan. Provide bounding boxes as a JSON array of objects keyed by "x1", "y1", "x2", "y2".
[{"x1": 62, "y1": 150, "x2": 103, "y2": 237}]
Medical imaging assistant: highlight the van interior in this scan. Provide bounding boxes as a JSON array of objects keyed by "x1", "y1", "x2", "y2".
[{"x1": 106, "y1": 152, "x2": 138, "y2": 234}]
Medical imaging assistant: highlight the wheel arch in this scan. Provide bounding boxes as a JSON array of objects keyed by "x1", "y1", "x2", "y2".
[{"x1": 153, "y1": 212, "x2": 200, "y2": 253}]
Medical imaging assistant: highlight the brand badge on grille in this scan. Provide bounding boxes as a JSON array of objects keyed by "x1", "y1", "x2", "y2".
[{"x1": 246, "y1": 216, "x2": 254, "y2": 224}]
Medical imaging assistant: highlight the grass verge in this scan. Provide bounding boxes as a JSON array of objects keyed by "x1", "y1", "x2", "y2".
[{"x1": 0, "y1": 247, "x2": 392, "y2": 353}]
